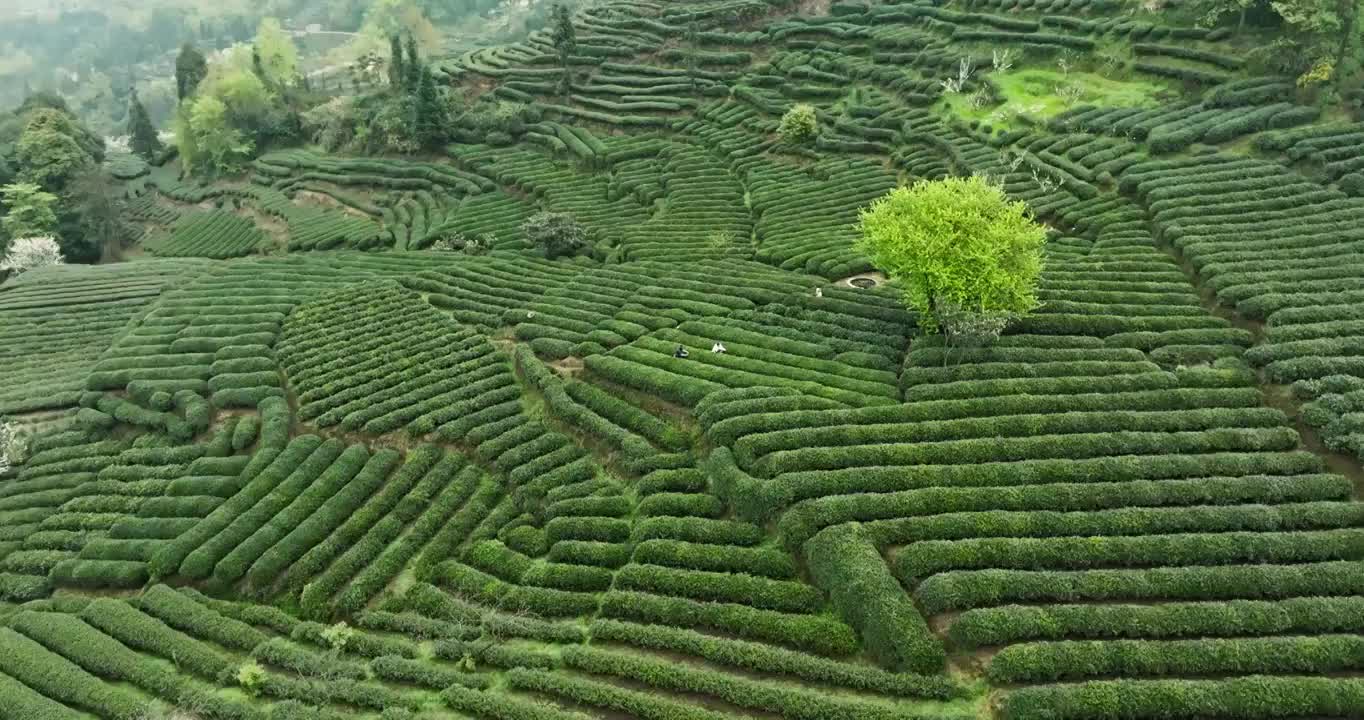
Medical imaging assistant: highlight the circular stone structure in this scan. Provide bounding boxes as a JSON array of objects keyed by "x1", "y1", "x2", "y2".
[{"x1": 839, "y1": 271, "x2": 887, "y2": 289}]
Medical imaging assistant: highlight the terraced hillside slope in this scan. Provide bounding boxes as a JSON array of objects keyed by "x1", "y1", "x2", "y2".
[{"x1": 3, "y1": 0, "x2": 1364, "y2": 719}]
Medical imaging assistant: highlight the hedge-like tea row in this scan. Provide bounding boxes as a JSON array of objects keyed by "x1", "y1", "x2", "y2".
[
  {"x1": 916, "y1": 560, "x2": 1364, "y2": 613},
  {"x1": 298, "y1": 453, "x2": 470, "y2": 618},
  {"x1": 950, "y1": 596, "x2": 1364, "y2": 647},
  {"x1": 1003, "y1": 676, "x2": 1364, "y2": 720},
  {"x1": 8, "y1": 610, "x2": 260, "y2": 720},
  {"x1": 560, "y1": 646, "x2": 962, "y2": 720},
  {"x1": 507, "y1": 667, "x2": 731, "y2": 720},
  {"x1": 896, "y1": 528, "x2": 1364, "y2": 580},
  {"x1": 806, "y1": 523, "x2": 944, "y2": 673},
  {"x1": 989, "y1": 634, "x2": 1364, "y2": 682},
  {"x1": 0, "y1": 625, "x2": 146, "y2": 719},
  {"x1": 146, "y1": 211, "x2": 266, "y2": 259},
  {"x1": 598, "y1": 590, "x2": 857, "y2": 656},
  {"x1": 136, "y1": 583, "x2": 268, "y2": 651},
  {"x1": 588, "y1": 618, "x2": 958, "y2": 698}
]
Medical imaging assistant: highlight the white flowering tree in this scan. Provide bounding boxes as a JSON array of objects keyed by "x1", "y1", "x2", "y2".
[
  {"x1": 1, "y1": 236, "x2": 65, "y2": 275},
  {"x1": 0, "y1": 419, "x2": 19, "y2": 474}
]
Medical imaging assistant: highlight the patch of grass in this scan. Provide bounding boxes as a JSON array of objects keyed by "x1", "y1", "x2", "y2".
[{"x1": 945, "y1": 69, "x2": 1169, "y2": 130}]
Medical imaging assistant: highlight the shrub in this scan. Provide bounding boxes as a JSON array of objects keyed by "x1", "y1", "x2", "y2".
[
  {"x1": 522, "y1": 211, "x2": 589, "y2": 259},
  {"x1": 778, "y1": 104, "x2": 818, "y2": 144}
]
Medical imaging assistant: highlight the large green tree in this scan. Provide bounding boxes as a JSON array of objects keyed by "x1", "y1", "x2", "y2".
[
  {"x1": 68, "y1": 170, "x2": 129, "y2": 263},
  {"x1": 127, "y1": 89, "x2": 164, "y2": 161},
  {"x1": 188, "y1": 95, "x2": 254, "y2": 174},
  {"x1": 856, "y1": 176, "x2": 1046, "y2": 342},
  {"x1": 15, "y1": 110, "x2": 96, "y2": 191},
  {"x1": 0, "y1": 182, "x2": 59, "y2": 241}
]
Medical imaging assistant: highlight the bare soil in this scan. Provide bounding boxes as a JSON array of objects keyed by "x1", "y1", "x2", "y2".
[
  {"x1": 549, "y1": 356, "x2": 585, "y2": 378},
  {"x1": 293, "y1": 189, "x2": 371, "y2": 220}
]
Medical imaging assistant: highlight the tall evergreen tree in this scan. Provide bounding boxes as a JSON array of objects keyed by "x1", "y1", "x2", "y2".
[
  {"x1": 389, "y1": 34, "x2": 405, "y2": 89},
  {"x1": 551, "y1": 4, "x2": 577, "y2": 97},
  {"x1": 416, "y1": 65, "x2": 447, "y2": 148},
  {"x1": 686, "y1": 21, "x2": 701, "y2": 96},
  {"x1": 127, "y1": 89, "x2": 163, "y2": 160},
  {"x1": 175, "y1": 43, "x2": 209, "y2": 101},
  {"x1": 405, "y1": 34, "x2": 422, "y2": 91}
]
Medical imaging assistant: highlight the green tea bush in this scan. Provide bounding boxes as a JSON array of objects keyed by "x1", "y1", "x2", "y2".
[
  {"x1": 1003, "y1": 676, "x2": 1364, "y2": 720},
  {"x1": 807, "y1": 523, "x2": 944, "y2": 673},
  {"x1": 917, "y1": 560, "x2": 1364, "y2": 613}
]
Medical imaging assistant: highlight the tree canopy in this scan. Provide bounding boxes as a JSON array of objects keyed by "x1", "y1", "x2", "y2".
[
  {"x1": 856, "y1": 176, "x2": 1046, "y2": 337},
  {"x1": 188, "y1": 94, "x2": 254, "y2": 174},
  {"x1": 175, "y1": 43, "x2": 210, "y2": 101},
  {"x1": 254, "y1": 18, "x2": 300, "y2": 87},
  {"x1": 127, "y1": 90, "x2": 164, "y2": 161},
  {"x1": 0, "y1": 182, "x2": 59, "y2": 242}
]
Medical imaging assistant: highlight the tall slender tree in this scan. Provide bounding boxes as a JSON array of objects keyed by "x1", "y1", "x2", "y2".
[
  {"x1": 389, "y1": 34, "x2": 405, "y2": 89},
  {"x1": 416, "y1": 64, "x2": 447, "y2": 148},
  {"x1": 686, "y1": 21, "x2": 701, "y2": 96},
  {"x1": 551, "y1": 4, "x2": 577, "y2": 98},
  {"x1": 175, "y1": 43, "x2": 209, "y2": 101},
  {"x1": 405, "y1": 34, "x2": 422, "y2": 91},
  {"x1": 127, "y1": 89, "x2": 163, "y2": 160}
]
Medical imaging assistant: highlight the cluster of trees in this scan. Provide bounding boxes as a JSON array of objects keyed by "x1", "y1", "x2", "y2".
[
  {"x1": 0, "y1": 94, "x2": 123, "y2": 264},
  {"x1": 302, "y1": 1, "x2": 572, "y2": 154},
  {"x1": 170, "y1": 19, "x2": 310, "y2": 175},
  {"x1": 304, "y1": 31, "x2": 471, "y2": 155},
  {"x1": 1191, "y1": 0, "x2": 1361, "y2": 88}
]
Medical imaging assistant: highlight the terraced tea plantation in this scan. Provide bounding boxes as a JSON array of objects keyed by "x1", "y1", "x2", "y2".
[{"x1": 4, "y1": 0, "x2": 1364, "y2": 718}]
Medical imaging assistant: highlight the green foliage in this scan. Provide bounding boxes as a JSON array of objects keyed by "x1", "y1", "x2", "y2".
[
  {"x1": 389, "y1": 34, "x2": 406, "y2": 88},
  {"x1": 254, "y1": 18, "x2": 300, "y2": 87},
  {"x1": 15, "y1": 110, "x2": 95, "y2": 191},
  {"x1": 236, "y1": 661, "x2": 268, "y2": 696},
  {"x1": 806, "y1": 523, "x2": 945, "y2": 673},
  {"x1": 551, "y1": 3, "x2": 578, "y2": 95},
  {"x1": 188, "y1": 95, "x2": 255, "y2": 174},
  {"x1": 127, "y1": 90, "x2": 163, "y2": 161},
  {"x1": 1, "y1": 182, "x2": 58, "y2": 239},
  {"x1": 523, "y1": 211, "x2": 589, "y2": 259},
  {"x1": 856, "y1": 176, "x2": 1046, "y2": 334},
  {"x1": 778, "y1": 104, "x2": 819, "y2": 145},
  {"x1": 176, "y1": 43, "x2": 209, "y2": 101}
]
